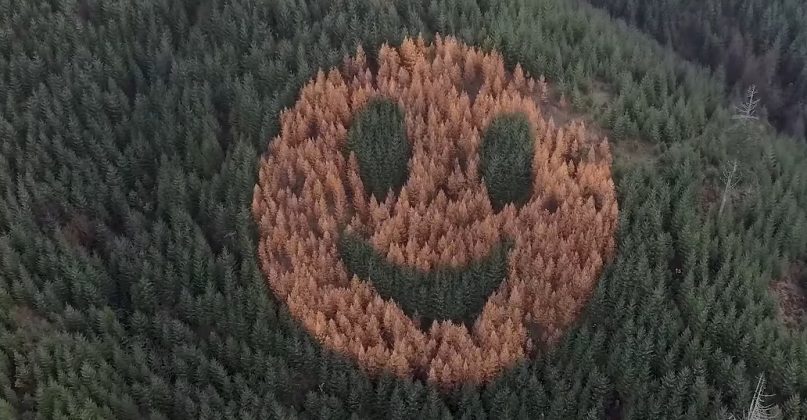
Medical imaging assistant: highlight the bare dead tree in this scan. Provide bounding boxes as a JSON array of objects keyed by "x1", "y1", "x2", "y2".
[
  {"x1": 719, "y1": 160, "x2": 738, "y2": 217},
  {"x1": 728, "y1": 376, "x2": 779, "y2": 420},
  {"x1": 733, "y1": 85, "x2": 760, "y2": 122}
]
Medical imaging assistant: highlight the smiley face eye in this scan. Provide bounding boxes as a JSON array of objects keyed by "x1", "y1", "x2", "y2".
[
  {"x1": 479, "y1": 113, "x2": 535, "y2": 210},
  {"x1": 346, "y1": 98, "x2": 411, "y2": 201}
]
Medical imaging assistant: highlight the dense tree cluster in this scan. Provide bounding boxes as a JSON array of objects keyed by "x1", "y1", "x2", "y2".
[
  {"x1": 339, "y1": 232, "x2": 511, "y2": 329},
  {"x1": 346, "y1": 98, "x2": 411, "y2": 201},
  {"x1": 480, "y1": 113, "x2": 535, "y2": 210},
  {"x1": 2, "y1": 0, "x2": 807, "y2": 417},
  {"x1": 251, "y1": 37, "x2": 618, "y2": 386},
  {"x1": 586, "y1": 0, "x2": 807, "y2": 142}
]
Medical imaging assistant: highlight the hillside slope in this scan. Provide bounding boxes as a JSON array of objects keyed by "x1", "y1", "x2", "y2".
[
  {"x1": 1, "y1": 0, "x2": 807, "y2": 418},
  {"x1": 585, "y1": 0, "x2": 807, "y2": 141}
]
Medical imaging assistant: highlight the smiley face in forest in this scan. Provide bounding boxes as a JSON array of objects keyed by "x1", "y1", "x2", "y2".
[{"x1": 251, "y1": 36, "x2": 618, "y2": 386}]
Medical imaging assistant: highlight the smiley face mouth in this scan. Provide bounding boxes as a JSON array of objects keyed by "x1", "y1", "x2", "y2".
[{"x1": 339, "y1": 231, "x2": 511, "y2": 330}]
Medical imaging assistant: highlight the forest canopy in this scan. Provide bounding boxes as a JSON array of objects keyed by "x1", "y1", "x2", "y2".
[
  {"x1": 587, "y1": 0, "x2": 807, "y2": 142},
  {"x1": 1, "y1": 0, "x2": 807, "y2": 419}
]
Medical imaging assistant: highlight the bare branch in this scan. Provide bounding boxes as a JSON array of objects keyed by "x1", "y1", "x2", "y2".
[
  {"x1": 719, "y1": 160, "x2": 738, "y2": 217},
  {"x1": 745, "y1": 376, "x2": 778, "y2": 420},
  {"x1": 733, "y1": 85, "x2": 760, "y2": 122}
]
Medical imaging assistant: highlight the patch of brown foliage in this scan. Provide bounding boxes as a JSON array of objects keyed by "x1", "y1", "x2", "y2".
[
  {"x1": 251, "y1": 36, "x2": 618, "y2": 386},
  {"x1": 771, "y1": 261, "x2": 807, "y2": 329}
]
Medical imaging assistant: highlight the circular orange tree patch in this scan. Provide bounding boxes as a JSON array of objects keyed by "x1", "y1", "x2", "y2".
[{"x1": 251, "y1": 36, "x2": 618, "y2": 387}]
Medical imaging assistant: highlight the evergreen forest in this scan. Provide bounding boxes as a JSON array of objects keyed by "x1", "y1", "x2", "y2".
[
  {"x1": 2, "y1": 0, "x2": 807, "y2": 418},
  {"x1": 587, "y1": 0, "x2": 807, "y2": 141}
]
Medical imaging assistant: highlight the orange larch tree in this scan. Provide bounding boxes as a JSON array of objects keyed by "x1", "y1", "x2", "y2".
[{"x1": 252, "y1": 36, "x2": 618, "y2": 386}]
